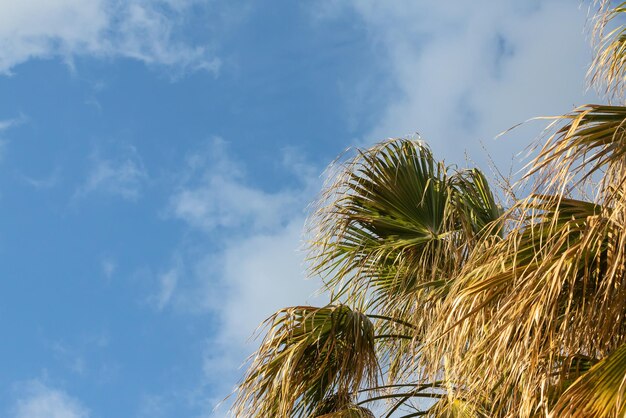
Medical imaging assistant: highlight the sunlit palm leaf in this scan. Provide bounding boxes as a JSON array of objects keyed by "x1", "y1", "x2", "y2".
[
  {"x1": 309, "y1": 139, "x2": 500, "y2": 318},
  {"x1": 550, "y1": 343, "x2": 626, "y2": 417},
  {"x1": 426, "y1": 398, "x2": 484, "y2": 418},
  {"x1": 425, "y1": 192, "x2": 624, "y2": 416},
  {"x1": 425, "y1": 102, "x2": 626, "y2": 414},
  {"x1": 232, "y1": 305, "x2": 378, "y2": 418},
  {"x1": 527, "y1": 104, "x2": 626, "y2": 205}
]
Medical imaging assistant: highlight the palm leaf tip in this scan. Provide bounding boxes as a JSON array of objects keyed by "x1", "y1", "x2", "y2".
[
  {"x1": 590, "y1": 1, "x2": 626, "y2": 98},
  {"x1": 231, "y1": 304, "x2": 378, "y2": 418}
]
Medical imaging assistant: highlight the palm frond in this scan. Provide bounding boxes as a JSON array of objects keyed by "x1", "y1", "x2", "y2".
[
  {"x1": 316, "y1": 407, "x2": 375, "y2": 418},
  {"x1": 590, "y1": 1, "x2": 626, "y2": 98},
  {"x1": 526, "y1": 104, "x2": 626, "y2": 205},
  {"x1": 424, "y1": 191, "x2": 626, "y2": 417},
  {"x1": 308, "y1": 139, "x2": 500, "y2": 320},
  {"x1": 309, "y1": 139, "x2": 451, "y2": 305},
  {"x1": 232, "y1": 304, "x2": 378, "y2": 418},
  {"x1": 426, "y1": 398, "x2": 485, "y2": 418},
  {"x1": 550, "y1": 343, "x2": 626, "y2": 417},
  {"x1": 450, "y1": 168, "x2": 503, "y2": 239}
]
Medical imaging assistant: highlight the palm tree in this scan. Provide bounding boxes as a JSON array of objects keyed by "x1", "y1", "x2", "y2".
[
  {"x1": 232, "y1": 2, "x2": 626, "y2": 417},
  {"x1": 232, "y1": 139, "x2": 502, "y2": 417}
]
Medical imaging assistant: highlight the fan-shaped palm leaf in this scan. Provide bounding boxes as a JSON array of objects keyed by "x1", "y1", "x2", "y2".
[{"x1": 309, "y1": 139, "x2": 501, "y2": 319}]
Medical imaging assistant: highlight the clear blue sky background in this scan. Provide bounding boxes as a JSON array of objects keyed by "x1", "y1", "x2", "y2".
[{"x1": 0, "y1": 1, "x2": 599, "y2": 417}]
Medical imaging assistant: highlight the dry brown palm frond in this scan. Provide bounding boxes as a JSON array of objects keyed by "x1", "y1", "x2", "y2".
[
  {"x1": 421, "y1": 105, "x2": 626, "y2": 414},
  {"x1": 316, "y1": 405, "x2": 375, "y2": 418},
  {"x1": 525, "y1": 104, "x2": 626, "y2": 205},
  {"x1": 589, "y1": 1, "x2": 626, "y2": 99},
  {"x1": 423, "y1": 187, "x2": 626, "y2": 417},
  {"x1": 231, "y1": 304, "x2": 378, "y2": 418}
]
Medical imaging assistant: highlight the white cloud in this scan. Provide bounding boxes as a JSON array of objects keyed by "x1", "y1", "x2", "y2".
[
  {"x1": 12, "y1": 381, "x2": 89, "y2": 418},
  {"x1": 318, "y1": 1, "x2": 600, "y2": 173},
  {"x1": 76, "y1": 144, "x2": 148, "y2": 200},
  {"x1": 169, "y1": 139, "x2": 308, "y2": 232},
  {"x1": 0, "y1": 0, "x2": 220, "y2": 75},
  {"x1": 172, "y1": 180, "x2": 302, "y2": 232},
  {"x1": 0, "y1": 114, "x2": 27, "y2": 131},
  {"x1": 152, "y1": 268, "x2": 179, "y2": 310},
  {"x1": 202, "y1": 216, "x2": 324, "y2": 413},
  {"x1": 163, "y1": 140, "x2": 321, "y2": 315},
  {"x1": 101, "y1": 257, "x2": 117, "y2": 280},
  {"x1": 159, "y1": 141, "x2": 325, "y2": 415},
  {"x1": 23, "y1": 168, "x2": 61, "y2": 189}
]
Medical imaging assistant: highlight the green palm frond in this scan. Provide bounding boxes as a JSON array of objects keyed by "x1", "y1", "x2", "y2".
[
  {"x1": 232, "y1": 304, "x2": 378, "y2": 418},
  {"x1": 310, "y1": 139, "x2": 451, "y2": 304},
  {"x1": 550, "y1": 343, "x2": 626, "y2": 417},
  {"x1": 451, "y1": 168, "x2": 503, "y2": 239},
  {"x1": 308, "y1": 139, "x2": 500, "y2": 316}
]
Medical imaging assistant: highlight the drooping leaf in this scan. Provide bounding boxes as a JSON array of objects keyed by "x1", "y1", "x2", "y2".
[{"x1": 232, "y1": 305, "x2": 378, "y2": 418}]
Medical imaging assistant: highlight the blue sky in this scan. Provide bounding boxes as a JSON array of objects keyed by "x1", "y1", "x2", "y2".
[{"x1": 0, "y1": 1, "x2": 600, "y2": 417}]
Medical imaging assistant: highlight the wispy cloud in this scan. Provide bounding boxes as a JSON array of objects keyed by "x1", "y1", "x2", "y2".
[
  {"x1": 0, "y1": 114, "x2": 27, "y2": 132},
  {"x1": 169, "y1": 139, "x2": 308, "y2": 233},
  {"x1": 0, "y1": 0, "x2": 220, "y2": 75},
  {"x1": 155, "y1": 140, "x2": 324, "y2": 415},
  {"x1": 101, "y1": 257, "x2": 117, "y2": 281},
  {"x1": 316, "y1": 1, "x2": 598, "y2": 172},
  {"x1": 11, "y1": 380, "x2": 89, "y2": 418},
  {"x1": 0, "y1": 114, "x2": 28, "y2": 162},
  {"x1": 75, "y1": 144, "x2": 148, "y2": 201},
  {"x1": 22, "y1": 167, "x2": 62, "y2": 189},
  {"x1": 151, "y1": 268, "x2": 179, "y2": 311}
]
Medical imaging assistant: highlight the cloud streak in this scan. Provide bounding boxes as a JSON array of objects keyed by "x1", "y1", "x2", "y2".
[
  {"x1": 0, "y1": 0, "x2": 220, "y2": 75},
  {"x1": 75, "y1": 144, "x2": 148, "y2": 201},
  {"x1": 11, "y1": 380, "x2": 89, "y2": 418}
]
